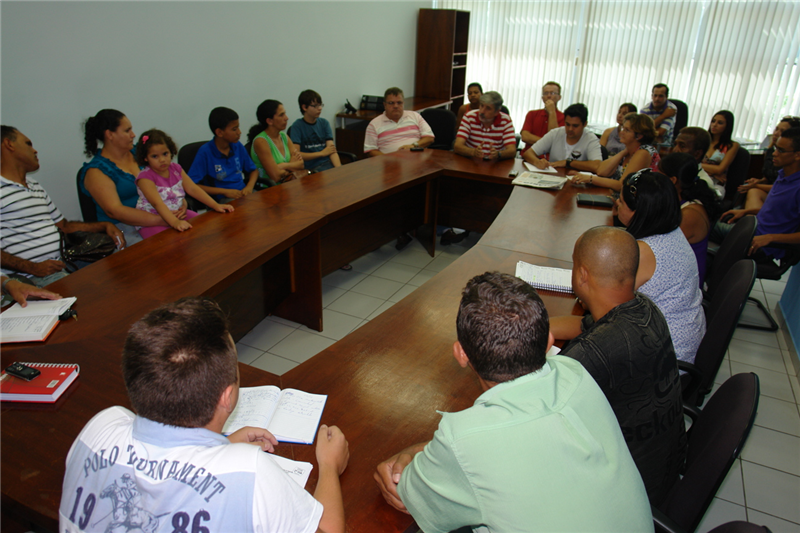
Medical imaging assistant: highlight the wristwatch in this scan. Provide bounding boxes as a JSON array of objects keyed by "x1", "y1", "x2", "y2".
[{"x1": 566, "y1": 158, "x2": 573, "y2": 169}]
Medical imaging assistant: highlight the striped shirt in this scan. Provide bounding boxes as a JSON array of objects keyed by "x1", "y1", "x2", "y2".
[
  {"x1": 364, "y1": 111, "x2": 434, "y2": 154},
  {"x1": 1, "y1": 175, "x2": 64, "y2": 277},
  {"x1": 457, "y1": 110, "x2": 516, "y2": 151}
]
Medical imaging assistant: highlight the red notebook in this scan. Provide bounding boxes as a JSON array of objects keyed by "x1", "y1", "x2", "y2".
[{"x1": 0, "y1": 363, "x2": 80, "y2": 403}]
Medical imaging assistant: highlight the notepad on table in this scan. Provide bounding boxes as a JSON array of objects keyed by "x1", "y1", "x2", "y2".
[
  {"x1": 1, "y1": 362, "x2": 80, "y2": 402},
  {"x1": 222, "y1": 386, "x2": 327, "y2": 444},
  {"x1": 515, "y1": 261, "x2": 573, "y2": 293},
  {"x1": 0, "y1": 297, "x2": 77, "y2": 343}
]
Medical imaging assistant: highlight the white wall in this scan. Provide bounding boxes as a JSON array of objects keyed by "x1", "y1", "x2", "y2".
[{"x1": 1, "y1": 1, "x2": 430, "y2": 220}]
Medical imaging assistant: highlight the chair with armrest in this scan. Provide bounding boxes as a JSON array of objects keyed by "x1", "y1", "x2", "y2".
[
  {"x1": 680, "y1": 260, "x2": 755, "y2": 406},
  {"x1": 738, "y1": 238, "x2": 800, "y2": 331},
  {"x1": 705, "y1": 215, "x2": 757, "y2": 299},
  {"x1": 76, "y1": 168, "x2": 98, "y2": 222},
  {"x1": 721, "y1": 147, "x2": 750, "y2": 211},
  {"x1": 653, "y1": 372, "x2": 759, "y2": 533},
  {"x1": 177, "y1": 141, "x2": 210, "y2": 212},
  {"x1": 420, "y1": 108, "x2": 457, "y2": 151}
]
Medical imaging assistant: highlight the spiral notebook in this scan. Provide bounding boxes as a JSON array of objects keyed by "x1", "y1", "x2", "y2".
[
  {"x1": 0, "y1": 362, "x2": 80, "y2": 403},
  {"x1": 515, "y1": 261, "x2": 573, "y2": 294}
]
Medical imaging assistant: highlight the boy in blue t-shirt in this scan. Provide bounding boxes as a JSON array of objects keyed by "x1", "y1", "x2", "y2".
[
  {"x1": 289, "y1": 90, "x2": 341, "y2": 173},
  {"x1": 188, "y1": 107, "x2": 259, "y2": 202}
]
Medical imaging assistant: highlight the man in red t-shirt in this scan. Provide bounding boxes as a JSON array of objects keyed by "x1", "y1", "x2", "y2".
[{"x1": 520, "y1": 81, "x2": 565, "y2": 156}]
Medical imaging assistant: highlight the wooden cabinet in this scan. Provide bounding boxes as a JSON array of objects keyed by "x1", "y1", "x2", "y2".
[{"x1": 414, "y1": 8, "x2": 470, "y2": 114}]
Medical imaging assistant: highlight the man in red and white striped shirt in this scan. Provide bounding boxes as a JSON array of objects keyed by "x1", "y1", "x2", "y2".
[{"x1": 454, "y1": 92, "x2": 517, "y2": 161}]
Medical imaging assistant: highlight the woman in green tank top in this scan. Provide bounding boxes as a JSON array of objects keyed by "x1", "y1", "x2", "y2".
[{"x1": 247, "y1": 100, "x2": 305, "y2": 185}]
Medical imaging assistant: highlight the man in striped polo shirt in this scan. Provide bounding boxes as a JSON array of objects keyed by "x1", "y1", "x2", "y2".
[
  {"x1": 1, "y1": 126, "x2": 125, "y2": 290},
  {"x1": 364, "y1": 87, "x2": 435, "y2": 157},
  {"x1": 454, "y1": 91, "x2": 517, "y2": 161}
]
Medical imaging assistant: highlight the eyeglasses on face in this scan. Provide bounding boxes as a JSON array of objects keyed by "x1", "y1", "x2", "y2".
[
  {"x1": 542, "y1": 91, "x2": 560, "y2": 96},
  {"x1": 774, "y1": 145, "x2": 798, "y2": 154},
  {"x1": 309, "y1": 103, "x2": 324, "y2": 109}
]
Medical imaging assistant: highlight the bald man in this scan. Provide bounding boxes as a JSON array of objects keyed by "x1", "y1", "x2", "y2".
[{"x1": 550, "y1": 226, "x2": 686, "y2": 506}]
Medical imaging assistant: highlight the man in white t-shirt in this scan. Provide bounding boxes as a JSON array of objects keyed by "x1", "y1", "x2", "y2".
[
  {"x1": 59, "y1": 297, "x2": 350, "y2": 533},
  {"x1": 0, "y1": 126, "x2": 125, "y2": 291},
  {"x1": 523, "y1": 104, "x2": 603, "y2": 173},
  {"x1": 364, "y1": 87, "x2": 435, "y2": 156}
]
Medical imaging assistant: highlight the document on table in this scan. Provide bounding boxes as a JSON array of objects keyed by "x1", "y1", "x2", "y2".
[{"x1": 524, "y1": 162, "x2": 559, "y2": 173}]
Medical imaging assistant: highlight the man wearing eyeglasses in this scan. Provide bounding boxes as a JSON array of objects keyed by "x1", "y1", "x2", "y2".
[
  {"x1": 290, "y1": 89, "x2": 341, "y2": 173},
  {"x1": 713, "y1": 127, "x2": 800, "y2": 259},
  {"x1": 363, "y1": 87, "x2": 435, "y2": 157},
  {"x1": 641, "y1": 83, "x2": 677, "y2": 146},
  {"x1": 520, "y1": 81, "x2": 565, "y2": 156}
]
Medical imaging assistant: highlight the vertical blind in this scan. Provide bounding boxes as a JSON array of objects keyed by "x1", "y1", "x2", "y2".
[{"x1": 436, "y1": 0, "x2": 800, "y2": 141}]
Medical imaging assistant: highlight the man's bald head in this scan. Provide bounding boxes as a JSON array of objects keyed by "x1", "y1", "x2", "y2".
[{"x1": 574, "y1": 227, "x2": 639, "y2": 290}]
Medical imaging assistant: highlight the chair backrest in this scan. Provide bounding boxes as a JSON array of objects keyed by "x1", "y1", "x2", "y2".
[
  {"x1": 671, "y1": 99, "x2": 689, "y2": 136},
  {"x1": 420, "y1": 108, "x2": 458, "y2": 151},
  {"x1": 755, "y1": 220, "x2": 800, "y2": 281},
  {"x1": 706, "y1": 215, "x2": 757, "y2": 298},
  {"x1": 600, "y1": 144, "x2": 609, "y2": 160},
  {"x1": 708, "y1": 521, "x2": 772, "y2": 533},
  {"x1": 692, "y1": 260, "x2": 755, "y2": 404},
  {"x1": 76, "y1": 167, "x2": 98, "y2": 222},
  {"x1": 177, "y1": 141, "x2": 207, "y2": 173},
  {"x1": 177, "y1": 141, "x2": 209, "y2": 211},
  {"x1": 658, "y1": 372, "x2": 759, "y2": 533},
  {"x1": 723, "y1": 147, "x2": 750, "y2": 204}
]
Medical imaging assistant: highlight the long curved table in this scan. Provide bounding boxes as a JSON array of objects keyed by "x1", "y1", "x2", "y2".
[{"x1": 1, "y1": 151, "x2": 612, "y2": 532}]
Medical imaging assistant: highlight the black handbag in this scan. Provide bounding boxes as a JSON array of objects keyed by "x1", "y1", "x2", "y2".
[{"x1": 59, "y1": 230, "x2": 116, "y2": 272}]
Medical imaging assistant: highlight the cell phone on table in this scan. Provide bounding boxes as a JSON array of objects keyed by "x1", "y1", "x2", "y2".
[
  {"x1": 410, "y1": 146, "x2": 425, "y2": 152},
  {"x1": 5, "y1": 362, "x2": 40, "y2": 381}
]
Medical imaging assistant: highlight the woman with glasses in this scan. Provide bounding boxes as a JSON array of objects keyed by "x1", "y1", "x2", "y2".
[
  {"x1": 738, "y1": 116, "x2": 800, "y2": 209},
  {"x1": 659, "y1": 152, "x2": 720, "y2": 286},
  {"x1": 572, "y1": 113, "x2": 660, "y2": 191},
  {"x1": 701, "y1": 110, "x2": 740, "y2": 197},
  {"x1": 248, "y1": 99, "x2": 305, "y2": 186},
  {"x1": 599, "y1": 102, "x2": 637, "y2": 156},
  {"x1": 616, "y1": 170, "x2": 706, "y2": 365}
]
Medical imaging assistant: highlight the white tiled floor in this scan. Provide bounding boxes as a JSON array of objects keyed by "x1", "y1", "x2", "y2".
[{"x1": 236, "y1": 239, "x2": 800, "y2": 532}]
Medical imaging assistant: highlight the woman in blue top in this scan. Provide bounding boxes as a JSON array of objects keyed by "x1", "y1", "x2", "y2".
[
  {"x1": 616, "y1": 169, "x2": 706, "y2": 365},
  {"x1": 247, "y1": 100, "x2": 305, "y2": 186},
  {"x1": 80, "y1": 109, "x2": 167, "y2": 246}
]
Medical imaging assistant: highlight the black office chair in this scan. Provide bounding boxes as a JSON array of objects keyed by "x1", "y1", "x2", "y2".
[
  {"x1": 705, "y1": 215, "x2": 757, "y2": 299},
  {"x1": 653, "y1": 372, "x2": 760, "y2": 533},
  {"x1": 177, "y1": 141, "x2": 209, "y2": 211},
  {"x1": 722, "y1": 147, "x2": 750, "y2": 211},
  {"x1": 672, "y1": 99, "x2": 689, "y2": 138},
  {"x1": 76, "y1": 167, "x2": 98, "y2": 222},
  {"x1": 600, "y1": 145, "x2": 609, "y2": 161},
  {"x1": 420, "y1": 108, "x2": 457, "y2": 150},
  {"x1": 738, "y1": 236, "x2": 800, "y2": 331},
  {"x1": 680, "y1": 260, "x2": 755, "y2": 407}
]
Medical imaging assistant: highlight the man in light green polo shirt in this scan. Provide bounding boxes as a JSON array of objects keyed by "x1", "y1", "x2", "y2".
[{"x1": 374, "y1": 272, "x2": 653, "y2": 533}]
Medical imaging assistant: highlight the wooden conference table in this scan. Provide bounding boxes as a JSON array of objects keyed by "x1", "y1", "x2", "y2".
[{"x1": 1, "y1": 151, "x2": 612, "y2": 533}]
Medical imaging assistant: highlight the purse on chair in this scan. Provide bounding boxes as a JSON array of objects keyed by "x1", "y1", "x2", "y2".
[{"x1": 59, "y1": 230, "x2": 116, "y2": 272}]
